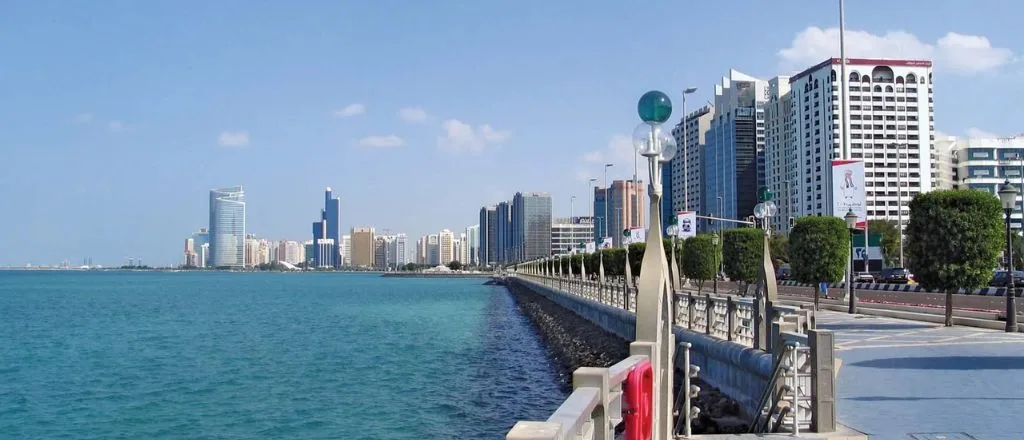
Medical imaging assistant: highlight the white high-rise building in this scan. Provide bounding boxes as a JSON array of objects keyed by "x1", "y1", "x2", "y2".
[
  {"x1": 438, "y1": 229, "x2": 454, "y2": 264},
  {"x1": 392, "y1": 233, "x2": 408, "y2": 266},
  {"x1": 670, "y1": 105, "x2": 715, "y2": 220},
  {"x1": 427, "y1": 234, "x2": 440, "y2": 265},
  {"x1": 764, "y1": 76, "x2": 795, "y2": 233},
  {"x1": 466, "y1": 225, "x2": 479, "y2": 266},
  {"x1": 340, "y1": 234, "x2": 351, "y2": 267},
  {"x1": 551, "y1": 217, "x2": 595, "y2": 256},
  {"x1": 786, "y1": 58, "x2": 934, "y2": 229},
  {"x1": 276, "y1": 240, "x2": 303, "y2": 265}
]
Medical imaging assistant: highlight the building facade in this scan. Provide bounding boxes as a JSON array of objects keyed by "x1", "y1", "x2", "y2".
[
  {"x1": 786, "y1": 58, "x2": 934, "y2": 230},
  {"x1": 601, "y1": 180, "x2": 644, "y2": 247},
  {"x1": 551, "y1": 216, "x2": 595, "y2": 255},
  {"x1": 350, "y1": 227, "x2": 375, "y2": 267},
  {"x1": 439, "y1": 229, "x2": 455, "y2": 264},
  {"x1": 496, "y1": 201, "x2": 512, "y2": 265},
  {"x1": 702, "y1": 70, "x2": 768, "y2": 231},
  {"x1": 466, "y1": 224, "x2": 479, "y2": 266},
  {"x1": 511, "y1": 191, "x2": 553, "y2": 262},
  {"x1": 478, "y1": 207, "x2": 497, "y2": 267},
  {"x1": 954, "y1": 135, "x2": 1024, "y2": 230},
  {"x1": 764, "y1": 76, "x2": 795, "y2": 233},
  {"x1": 209, "y1": 186, "x2": 246, "y2": 268},
  {"x1": 427, "y1": 234, "x2": 440, "y2": 266},
  {"x1": 670, "y1": 105, "x2": 716, "y2": 227}
]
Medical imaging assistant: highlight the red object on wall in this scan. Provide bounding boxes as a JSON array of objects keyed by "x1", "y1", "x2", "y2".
[{"x1": 623, "y1": 359, "x2": 654, "y2": 440}]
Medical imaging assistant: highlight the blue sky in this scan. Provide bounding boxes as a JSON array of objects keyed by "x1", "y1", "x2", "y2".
[{"x1": 1, "y1": 0, "x2": 1020, "y2": 266}]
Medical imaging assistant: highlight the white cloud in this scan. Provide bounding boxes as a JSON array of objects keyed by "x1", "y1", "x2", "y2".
[
  {"x1": 358, "y1": 134, "x2": 406, "y2": 148},
  {"x1": 218, "y1": 131, "x2": 250, "y2": 147},
  {"x1": 398, "y1": 107, "x2": 429, "y2": 123},
  {"x1": 107, "y1": 120, "x2": 126, "y2": 133},
  {"x1": 74, "y1": 113, "x2": 93, "y2": 124},
  {"x1": 437, "y1": 119, "x2": 511, "y2": 153},
  {"x1": 575, "y1": 135, "x2": 638, "y2": 181},
  {"x1": 333, "y1": 103, "x2": 366, "y2": 118},
  {"x1": 966, "y1": 128, "x2": 1001, "y2": 138},
  {"x1": 778, "y1": 26, "x2": 1015, "y2": 75}
]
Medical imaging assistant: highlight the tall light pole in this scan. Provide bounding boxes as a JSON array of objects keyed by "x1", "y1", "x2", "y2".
[
  {"x1": 845, "y1": 209, "x2": 859, "y2": 314},
  {"x1": 588, "y1": 178, "x2": 598, "y2": 241},
  {"x1": 1000, "y1": 181, "x2": 1019, "y2": 332},
  {"x1": 631, "y1": 90, "x2": 680, "y2": 440},
  {"x1": 604, "y1": 163, "x2": 613, "y2": 245},
  {"x1": 681, "y1": 87, "x2": 697, "y2": 212},
  {"x1": 893, "y1": 142, "x2": 906, "y2": 267}
]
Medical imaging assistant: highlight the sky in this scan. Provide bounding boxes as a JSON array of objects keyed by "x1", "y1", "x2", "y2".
[{"x1": 1, "y1": 0, "x2": 1021, "y2": 267}]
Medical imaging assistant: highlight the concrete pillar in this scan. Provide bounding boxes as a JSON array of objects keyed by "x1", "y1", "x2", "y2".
[{"x1": 808, "y1": 329, "x2": 836, "y2": 432}]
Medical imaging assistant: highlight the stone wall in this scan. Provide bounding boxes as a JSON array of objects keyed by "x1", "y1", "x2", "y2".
[{"x1": 508, "y1": 277, "x2": 773, "y2": 421}]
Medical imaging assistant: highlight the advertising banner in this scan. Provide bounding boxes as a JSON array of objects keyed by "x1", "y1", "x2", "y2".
[
  {"x1": 585, "y1": 242, "x2": 596, "y2": 253},
  {"x1": 627, "y1": 227, "x2": 646, "y2": 245},
  {"x1": 676, "y1": 211, "x2": 697, "y2": 239},
  {"x1": 600, "y1": 237, "x2": 614, "y2": 249},
  {"x1": 832, "y1": 159, "x2": 867, "y2": 228}
]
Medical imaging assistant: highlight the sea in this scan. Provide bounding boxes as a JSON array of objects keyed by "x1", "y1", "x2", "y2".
[{"x1": 0, "y1": 271, "x2": 565, "y2": 439}]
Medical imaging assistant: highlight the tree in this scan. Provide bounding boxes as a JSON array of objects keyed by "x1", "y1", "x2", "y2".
[
  {"x1": 722, "y1": 228, "x2": 764, "y2": 295},
  {"x1": 599, "y1": 248, "x2": 626, "y2": 278},
  {"x1": 770, "y1": 234, "x2": 789, "y2": 268},
  {"x1": 906, "y1": 190, "x2": 1003, "y2": 326},
  {"x1": 447, "y1": 260, "x2": 463, "y2": 271},
  {"x1": 627, "y1": 242, "x2": 645, "y2": 277},
  {"x1": 682, "y1": 234, "x2": 717, "y2": 293},
  {"x1": 866, "y1": 219, "x2": 901, "y2": 267},
  {"x1": 789, "y1": 217, "x2": 850, "y2": 310}
]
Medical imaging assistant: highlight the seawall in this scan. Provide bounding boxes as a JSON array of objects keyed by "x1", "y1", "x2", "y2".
[{"x1": 507, "y1": 278, "x2": 757, "y2": 434}]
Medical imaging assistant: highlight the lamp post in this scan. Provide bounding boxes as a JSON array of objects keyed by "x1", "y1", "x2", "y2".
[
  {"x1": 631, "y1": 90, "x2": 679, "y2": 440},
  {"x1": 711, "y1": 232, "x2": 719, "y2": 295},
  {"x1": 681, "y1": 87, "x2": 697, "y2": 212},
  {"x1": 999, "y1": 180, "x2": 1019, "y2": 332},
  {"x1": 844, "y1": 209, "x2": 859, "y2": 314},
  {"x1": 667, "y1": 220, "x2": 680, "y2": 291},
  {"x1": 604, "y1": 163, "x2": 613, "y2": 247}
]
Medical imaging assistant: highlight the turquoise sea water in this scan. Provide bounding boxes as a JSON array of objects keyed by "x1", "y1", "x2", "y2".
[{"x1": 0, "y1": 271, "x2": 564, "y2": 439}]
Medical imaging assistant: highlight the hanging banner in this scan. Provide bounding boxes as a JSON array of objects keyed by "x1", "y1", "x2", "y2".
[
  {"x1": 600, "y1": 237, "x2": 614, "y2": 249},
  {"x1": 832, "y1": 159, "x2": 867, "y2": 228},
  {"x1": 676, "y1": 211, "x2": 697, "y2": 239},
  {"x1": 627, "y1": 227, "x2": 646, "y2": 245},
  {"x1": 585, "y1": 242, "x2": 596, "y2": 253}
]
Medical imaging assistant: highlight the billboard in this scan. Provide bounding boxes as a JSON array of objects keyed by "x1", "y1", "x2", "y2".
[
  {"x1": 600, "y1": 237, "x2": 613, "y2": 249},
  {"x1": 676, "y1": 211, "x2": 697, "y2": 239},
  {"x1": 626, "y1": 227, "x2": 646, "y2": 245},
  {"x1": 832, "y1": 159, "x2": 867, "y2": 228}
]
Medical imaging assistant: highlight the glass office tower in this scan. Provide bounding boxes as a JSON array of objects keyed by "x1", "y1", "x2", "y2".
[{"x1": 209, "y1": 186, "x2": 246, "y2": 268}]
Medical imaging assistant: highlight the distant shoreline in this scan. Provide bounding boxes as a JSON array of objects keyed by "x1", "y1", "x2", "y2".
[{"x1": 380, "y1": 272, "x2": 493, "y2": 278}]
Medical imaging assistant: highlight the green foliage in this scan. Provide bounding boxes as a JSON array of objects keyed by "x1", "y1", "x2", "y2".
[
  {"x1": 789, "y1": 216, "x2": 849, "y2": 284},
  {"x1": 600, "y1": 248, "x2": 627, "y2": 277},
  {"x1": 446, "y1": 260, "x2": 463, "y2": 271},
  {"x1": 722, "y1": 228, "x2": 763, "y2": 284},
  {"x1": 628, "y1": 242, "x2": 645, "y2": 276},
  {"x1": 1012, "y1": 232, "x2": 1024, "y2": 270},
  {"x1": 866, "y1": 219, "x2": 901, "y2": 266},
  {"x1": 905, "y1": 190, "x2": 1003, "y2": 291},
  {"x1": 681, "y1": 234, "x2": 717, "y2": 292},
  {"x1": 769, "y1": 234, "x2": 789, "y2": 268}
]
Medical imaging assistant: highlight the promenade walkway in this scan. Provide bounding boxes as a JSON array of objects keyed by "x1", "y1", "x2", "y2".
[{"x1": 817, "y1": 311, "x2": 1024, "y2": 440}]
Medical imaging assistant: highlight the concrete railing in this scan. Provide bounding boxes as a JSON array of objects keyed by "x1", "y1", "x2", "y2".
[
  {"x1": 505, "y1": 354, "x2": 654, "y2": 440},
  {"x1": 508, "y1": 272, "x2": 837, "y2": 434}
]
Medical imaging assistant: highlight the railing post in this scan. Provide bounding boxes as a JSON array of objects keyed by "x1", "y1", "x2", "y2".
[
  {"x1": 726, "y1": 295, "x2": 735, "y2": 342},
  {"x1": 705, "y1": 294, "x2": 714, "y2": 336},
  {"x1": 808, "y1": 329, "x2": 836, "y2": 433},
  {"x1": 687, "y1": 292, "x2": 696, "y2": 330},
  {"x1": 574, "y1": 367, "x2": 611, "y2": 440}
]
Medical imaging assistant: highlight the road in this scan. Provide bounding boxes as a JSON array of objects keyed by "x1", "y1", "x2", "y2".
[{"x1": 699, "y1": 281, "x2": 1022, "y2": 313}]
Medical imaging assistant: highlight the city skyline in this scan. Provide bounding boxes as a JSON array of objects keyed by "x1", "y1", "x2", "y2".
[{"x1": 1, "y1": 1, "x2": 1020, "y2": 266}]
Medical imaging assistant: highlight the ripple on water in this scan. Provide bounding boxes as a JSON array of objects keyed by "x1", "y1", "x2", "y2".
[{"x1": 0, "y1": 273, "x2": 565, "y2": 439}]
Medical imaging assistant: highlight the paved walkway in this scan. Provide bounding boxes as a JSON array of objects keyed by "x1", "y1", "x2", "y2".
[{"x1": 816, "y1": 311, "x2": 1024, "y2": 440}]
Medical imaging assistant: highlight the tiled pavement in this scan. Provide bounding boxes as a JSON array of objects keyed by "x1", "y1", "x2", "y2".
[{"x1": 815, "y1": 312, "x2": 1024, "y2": 440}]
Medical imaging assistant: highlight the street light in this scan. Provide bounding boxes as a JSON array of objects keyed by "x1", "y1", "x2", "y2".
[
  {"x1": 631, "y1": 90, "x2": 678, "y2": 440},
  {"x1": 999, "y1": 180, "x2": 1018, "y2": 332},
  {"x1": 666, "y1": 219, "x2": 680, "y2": 292},
  {"x1": 604, "y1": 164, "x2": 613, "y2": 247},
  {"x1": 844, "y1": 209, "x2": 859, "y2": 314},
  {"x1": 711, "y1": 233, "x2": 720, "y2": 295}
]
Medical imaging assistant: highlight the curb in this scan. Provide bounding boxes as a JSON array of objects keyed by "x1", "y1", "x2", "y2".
[{"x1": 777, "y1": 280, "x2": 1023, "y2": 297}]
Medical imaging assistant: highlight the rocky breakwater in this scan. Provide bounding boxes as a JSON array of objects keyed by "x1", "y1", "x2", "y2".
[{"x1": 506, "y1": 281, "x2": 748, "y2": 434}]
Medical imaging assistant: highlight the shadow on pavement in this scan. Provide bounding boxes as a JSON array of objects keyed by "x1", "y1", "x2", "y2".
[
  {"x1": 850, "y1": 356, "x2": 1024, "y2": 370},
  {"x1": 818, "y1": 322, "x2": 934, "y2": 331}
]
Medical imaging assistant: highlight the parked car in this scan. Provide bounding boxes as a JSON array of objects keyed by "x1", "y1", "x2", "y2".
[
  {"x1": 988, "y1": 270, "x2": 1024, "y2": 288},
  {"x1": 879, "y1": 267, "x2": 910, "y2": 284},
  {"x1": 854, "y1": 272, "x2": 875, "y2": 283},
  {"x1": 776, "y1": 264, "x2": 791, "y2": 281}
]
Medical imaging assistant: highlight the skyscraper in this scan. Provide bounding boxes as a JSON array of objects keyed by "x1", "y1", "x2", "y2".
[
  {"x1": 670, "y1": 104, "x2": 715, "y2": 228},
  {"x1": 439, "y1": 229, "x2": 455, "y2": 264},
  {"x1": 209, "y1": 186, "x2": 246, "y2": 268},
  {"x1": 602, "y1": 180, "x2": 644, "y2": 247},
  {"x1": 479, "y1": 206, "x2": 497, "y2": 267},
  {"x1": 466, "y1": 225, "x2": 479, "y2": 266},
  {"x1": 496, "y1": 202, "x2": 512, "y2": 264},
  {"x1": 511, "y1": 191, "x2": 553, "y2": 262},
  {"x1": 312, "y1": 187, "x2": 342, "y2": 268},
  {"x1": 351, "y1": 227, "x2": 375, "y2": 267}
]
